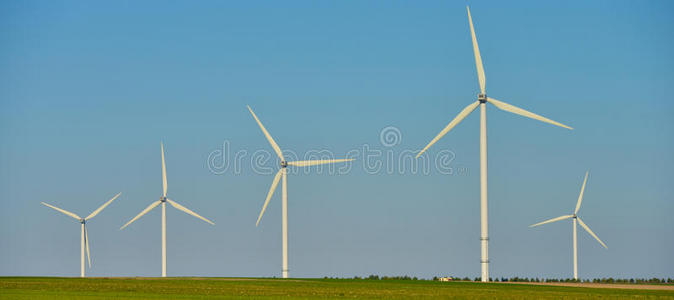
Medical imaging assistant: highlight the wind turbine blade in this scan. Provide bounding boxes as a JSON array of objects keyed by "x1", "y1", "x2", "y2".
[
  {"x1": 86, "y1": 192, "x2": 121, "y2": 220},
  {"x1": 574, "y1": 171, "x2": 589, "y2": 214},
  {"x1": 416, "y1": 101, "x2": 480, "y2": 158},
  {"x1": 287, "y1": 159, "x2": 354, "y2": 167},
  {"x1": 84, "y1": 224, "x2": 91, "y2": 268},
  {"x1": 166, "y1": 199, "x2": 215, "y2": 225},
  {"x1": 161, "y1": 142, "x2": 168, "y2": 198},
  {"x1": 247, "y1": 106, "x2": 284, "y2": 161},
  {"x1": 120, "y1": 200, "x2": 161, "y2": 230},
  {"x1": 577, "y1": 217, "x2": 607, "y2": 249},
  {"x1": 467, "y1": 6, "x2": 486, "y2": 94},
  {"x1": 256, "y1": 169, "x2": 283, "y2": 226},
  {"x1": 487, "y1": 97, "x2": 573, "y2": 130},
  {"x1": 41, "y1": 202, "x2": 81, "y2": 220},
  {"x1": 529, "y1": 215, "x2": 574, "y2": 227}
]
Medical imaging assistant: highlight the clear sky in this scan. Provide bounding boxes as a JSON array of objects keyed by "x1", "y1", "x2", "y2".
[{"x1": 1, "y1": 1, "x2": 672, "y2": 279}]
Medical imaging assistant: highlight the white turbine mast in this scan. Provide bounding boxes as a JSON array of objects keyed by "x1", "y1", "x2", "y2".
[
  {"x1": 120, "y1": 142, "x2": 214, "y2": 277},
  {"x1": 416, "y1": 6, "x2": 573, "y2": 282},
  {"x1": 247, "y1": 105, "x2": 353, "y2": 278},
  {"x1": 530, "y1": 171, "x2": 607, "y2": 280},
  {"x1": 41, "y1": 192, "x2": 121, "y2": 277}
]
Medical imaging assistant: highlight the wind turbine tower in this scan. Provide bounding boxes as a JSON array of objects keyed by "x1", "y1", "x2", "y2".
[
  {"x1": 42, "y1": 192, "x2": 121, "y2": 277},
  {"x1": 247, "y1": 105, "x2": 353, "y2": 278},
  {"x1": 121, "y1": 142, "x2": 214, "y2": 277},
  {"x1": 530, "y1": 171, "x2": 607, "y2": 279},
  {"x1": 416, "y1": 7, "x2": 573, "y2": 281}
]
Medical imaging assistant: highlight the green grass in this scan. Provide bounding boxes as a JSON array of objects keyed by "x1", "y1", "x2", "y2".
[{"x1": 1, "y1": 277, "x2": 672, "y2": 299}]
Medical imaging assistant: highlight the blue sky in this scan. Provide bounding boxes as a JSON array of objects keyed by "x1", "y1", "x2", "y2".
[{"x1": 1, "y1": 1, "x2": 672, "y2": 279}]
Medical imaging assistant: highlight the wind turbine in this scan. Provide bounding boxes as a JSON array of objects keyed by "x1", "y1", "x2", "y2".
[
  {"x1": 247, "y1": 105, "x2": 353, "y2": 278},
  {"x1": 120, "y1": 142, "x2": 214, "y2": 277},
  {"x1": 41, "y1": 192, "x2": 121, "y2": 277},
  {"x1": 415, "y1": 6, "x2": 573, "y2": 282},
  {"x1": 530, "y1": 171, "x2": 607, "y2": 280}
]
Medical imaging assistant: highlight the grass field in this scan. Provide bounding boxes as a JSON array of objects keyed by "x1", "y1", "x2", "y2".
[{"x1": 1, "y1": 277, "x2": 673, "y2": 299}]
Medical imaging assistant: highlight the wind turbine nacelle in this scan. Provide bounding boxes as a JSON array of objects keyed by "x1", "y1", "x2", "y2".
[
  {"x1": 478, "y1": 93, "x2": 487, "y2": 103},
  {"x1": 280, "y1": 161, "x2": 288, "y2": 168}
]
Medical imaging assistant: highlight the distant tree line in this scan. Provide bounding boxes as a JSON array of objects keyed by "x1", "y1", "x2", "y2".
[
  {"x1": 488, "y1": 277, "x2": 673, "y2": 284},
  {"x1": 322, "y1": 275, "x2": 674, "y2": 284}
]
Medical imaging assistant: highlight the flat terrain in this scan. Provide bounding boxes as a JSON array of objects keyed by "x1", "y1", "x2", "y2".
[
  {"x1": 1, "y1": 277, "x2": 673, "y2": 299},
  {"x1": 504, "y1": 281, "x2": 674, "y2": 291}
]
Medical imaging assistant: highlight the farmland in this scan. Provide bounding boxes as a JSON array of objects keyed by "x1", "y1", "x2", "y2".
[{"x1": 1, "y1": 277, "x2": 673, "y2": 299}]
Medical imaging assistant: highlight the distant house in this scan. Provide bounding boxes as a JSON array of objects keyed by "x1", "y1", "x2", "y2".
[{"x1": 438, "y1": 277, "x2": 453, "y2": 282}]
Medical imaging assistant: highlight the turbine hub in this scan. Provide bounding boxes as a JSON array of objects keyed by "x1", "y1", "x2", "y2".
[
  {"x1": 572, "y1": 214, "x2": 577, "y2": 219},
  {"x1": 160, "y1": 197, "x2": 167, "y2": 203},
  {"x1": 280, "y1": 160, "x2": 288, "y2": 168},
  {"x1": 478, "y1": 93, "x2": 487, "y2": 103},
  {"x1": 80, "y1": 219, "x2": 85, "y2": 224}
]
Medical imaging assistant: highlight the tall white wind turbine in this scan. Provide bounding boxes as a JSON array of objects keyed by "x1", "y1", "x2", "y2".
[
  {"x1": 247, "y1": 105, "x2": 353, "y2": 278},
  {"x1": 120, "y1": 142, "x2": 214, "y2": 277},
  {"x1": 415, "y1": 6, "x2": 573, "y2": 282},
  {"x1": 41, "y1": 192, "x2": 121, "y2": 277},
  {"x1": 530, "y1": 171, "x2": 607, "y2": 280}
]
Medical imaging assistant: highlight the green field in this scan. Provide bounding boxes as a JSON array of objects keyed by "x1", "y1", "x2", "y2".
[{"x1": 1, "y1": 277, "x2": 673, "y2": 299}]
